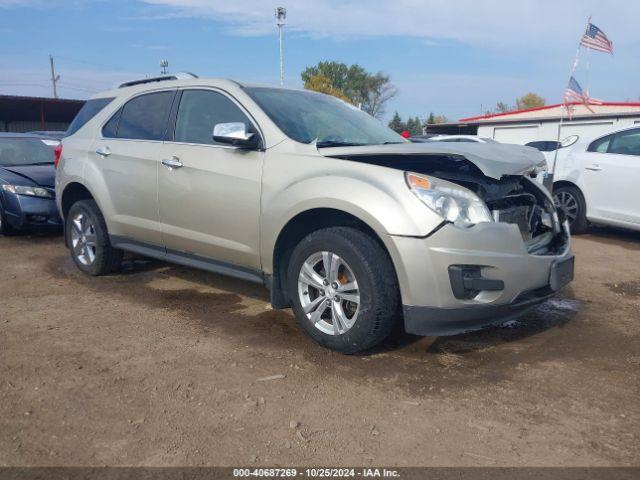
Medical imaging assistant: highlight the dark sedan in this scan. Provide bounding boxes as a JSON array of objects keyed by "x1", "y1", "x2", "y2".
[{"x1": 0, "y1": 133, "x2": 62, "y2": 235}]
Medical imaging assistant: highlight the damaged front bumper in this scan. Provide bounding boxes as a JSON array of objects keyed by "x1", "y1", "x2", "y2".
[{"x1": 388, "y1": 220, "x2": 574, "y2": 337}]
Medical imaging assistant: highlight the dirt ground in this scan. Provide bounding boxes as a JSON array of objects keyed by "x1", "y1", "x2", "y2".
[{"x1": 1, "y1": 227, "x2": 639, "y2": 467}]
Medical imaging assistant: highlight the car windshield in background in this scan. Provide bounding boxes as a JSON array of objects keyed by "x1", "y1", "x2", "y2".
[
  {"x1": 526, "y1": 140, "x2": 561, "y2": 152},
  {"x1": 244, "y1": 87, "x2": 405, "y2": 147},
  {"x1": 0, "y1": 138, "x2": 54, "y2": 166}
]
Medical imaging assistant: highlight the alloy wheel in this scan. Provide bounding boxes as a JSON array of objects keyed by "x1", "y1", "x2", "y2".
[
  {"x1": 70, "y1": 212, "x2": 97, "y2": 266},
  {"x1": 297, "y1": 251, "x2": 360, "y2": 336},
  {"x1": 553, "y1": 191, "x2": 579, "y2": 224}
]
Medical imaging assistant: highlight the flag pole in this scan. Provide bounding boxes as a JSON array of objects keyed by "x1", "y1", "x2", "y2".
[{"x1": 549, "y1": 15, "x2": 591, "y2": 185}]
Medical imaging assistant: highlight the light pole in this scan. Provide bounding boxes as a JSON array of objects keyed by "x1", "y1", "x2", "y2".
[{"x1": 275, "y1": 7, "x2": 286, "y2": 86}]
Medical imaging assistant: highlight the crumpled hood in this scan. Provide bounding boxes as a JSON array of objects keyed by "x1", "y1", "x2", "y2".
[
  {"x1": 0, "y1": 164, "x2": 56, "y2": 188},
  {"x1": 319, "y1": 142, "x2": 546, "y2": 180}
]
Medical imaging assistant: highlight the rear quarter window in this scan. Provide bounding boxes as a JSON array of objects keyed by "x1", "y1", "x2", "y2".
[{"x1": 66, "y1": 97, "x2": 115, "y2": 136}]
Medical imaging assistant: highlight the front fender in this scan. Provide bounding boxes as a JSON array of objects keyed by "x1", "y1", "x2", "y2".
[{"x1": 260, "y1": 152, "x2": 443, "y2": 273}]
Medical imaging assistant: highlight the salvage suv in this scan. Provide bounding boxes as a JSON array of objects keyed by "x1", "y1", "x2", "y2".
[{"x1": 56, "y1": 74, "x2": 574, "y2": 353}]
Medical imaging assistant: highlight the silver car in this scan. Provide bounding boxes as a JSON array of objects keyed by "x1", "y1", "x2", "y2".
[{"x1": 56, "y1": 74, "x2": 574, "y2": 353}]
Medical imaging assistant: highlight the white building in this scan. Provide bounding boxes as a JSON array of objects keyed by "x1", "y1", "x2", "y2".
[{"x1": 427, "y1": 102, "x2": 640, "y2": 145}]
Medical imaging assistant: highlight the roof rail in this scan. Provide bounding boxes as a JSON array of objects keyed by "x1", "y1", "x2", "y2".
[{"x1": 118, "y1": 72, "x2": 199, "y2": 89}]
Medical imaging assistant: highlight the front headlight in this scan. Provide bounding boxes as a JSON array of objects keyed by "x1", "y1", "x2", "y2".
[
  {"x1": 405, "y1": 172, "x2": 492, "y2": 227},
  {"x1": 2, "y1": 184, "x2": 53, "y2": 198}
]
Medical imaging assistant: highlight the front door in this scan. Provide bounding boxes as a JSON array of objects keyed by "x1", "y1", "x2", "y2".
[
  {"x1": 582, "y1": 128, "x2": 640, "y2": 225},
  {"x1": 158, "y1": 88, "x2": 264, "y2": 270}
]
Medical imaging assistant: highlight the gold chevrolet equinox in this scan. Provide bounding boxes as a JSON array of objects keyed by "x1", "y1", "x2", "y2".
[{"x1": 56, "y1": 73, "x2": 574, "y2": 353}]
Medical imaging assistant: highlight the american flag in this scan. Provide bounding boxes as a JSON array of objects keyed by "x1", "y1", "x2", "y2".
[
  {"x1": 580, "y1": 22, "x2": 613, "y2": 54},
  {"x1": 564, "y1": 76, "x2": 601, "y2": 117}
]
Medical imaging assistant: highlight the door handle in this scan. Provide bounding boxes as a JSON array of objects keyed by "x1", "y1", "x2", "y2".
[
  {"x1": 162, "y1": 156, "x2": 183, "y2": 169},
  {"x1": 95, "y1": 146, "x2": 111, "y2": 157},
  {"x1": 585, "y1": 164, "x2": 602, "y2": 171}
]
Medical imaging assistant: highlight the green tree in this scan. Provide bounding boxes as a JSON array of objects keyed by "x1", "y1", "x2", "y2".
[
  {"x1": 406, "y1": 116, "x2": 423, "y2": 136},
  {"x1": 432, "y1": 114, "x2": 449, "y2": 124},
  {"x1": 427, "y1": 112, "x2": 436, "y2": 124},
  {"x1": 301, "y1": 61, "x2": 397, "y2": 118},
  {"x1": 388, "y1": 111, "x2": 406, "y2": 133},
  {"x1": 495, "y1": 101, "x2": 511, "y2": 113},
  {"x1": 302, "y1": 73, "x2": 350, "y2": 102},
  {"x1": 515, "y1": 93, "x2": 545, "y2": 110}
]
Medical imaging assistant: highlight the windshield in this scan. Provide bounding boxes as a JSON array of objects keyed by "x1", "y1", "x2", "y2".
[
  {"x1": 244, "y1": 87, "x2": 405, "y2": 147},
  {"x1": 0, "y1": 138, "x2": 55, "y2": 166}
]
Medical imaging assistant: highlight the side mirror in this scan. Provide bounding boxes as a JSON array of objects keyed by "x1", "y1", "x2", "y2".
[
  {"x1": 560, "y1": 135, "x2": 579, "y2": 148},
  {"x1": 212, "y1": 122, "x2": 258, "y2": 148}
]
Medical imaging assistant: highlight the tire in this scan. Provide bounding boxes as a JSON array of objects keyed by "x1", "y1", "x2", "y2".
[
  {"x1": 65, "y1": 199, "x2": 123, "y2": 275},
  {"x1": 0, "y1": 205, "x2": 18, "y2": 236},
  {"x1": 553, "y1": 185, "x2": 588, "y2": 234},
  {"x1": 286, "y1": 227, "x2": 400, "y2": 354}
]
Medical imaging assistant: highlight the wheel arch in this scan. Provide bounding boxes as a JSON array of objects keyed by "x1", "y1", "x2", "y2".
[
  {"x1": 552, "y1": 179, "x2": 581, "y2": 192},
  {"x1": 61, "y1": 182, "x2": 95, "y2": 221},
  {"x1": 268, "y1": 207, "x2": 400, "y2": 309}
]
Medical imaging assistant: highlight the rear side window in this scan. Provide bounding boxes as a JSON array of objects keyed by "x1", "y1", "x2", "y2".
[
  {"x1": 173, "y1": 90, "x2": 254, "y2": 145},
  {"x1": 66, "y1": 97, "x2": 114, "y2": 136},
  {"x1": 117, "y1": 91, "x2": 175, "y2": 141},
  {"x1": 588, "y1": 134, "x2": 613, "y2": 153},
  {"x1": 102, "y1": 108, "x2": 122, "y2": 138}
]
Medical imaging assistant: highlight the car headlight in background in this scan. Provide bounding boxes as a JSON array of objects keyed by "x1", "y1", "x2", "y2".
[
  {"x1": 2, "y1": 184, "x2": 53, "y2": 198},
  {"x1": 405, "y1": 172, "x2": 492, "y2": 227}
]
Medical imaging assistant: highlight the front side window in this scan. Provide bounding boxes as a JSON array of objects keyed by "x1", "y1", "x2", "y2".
[
  {"x1": 174, "y1": 90, "x2": 254, "y2": 145},
  {"x1": 588, "y1": 134, "x2": 613, "y2": 153},
  {"x1": 244, "y1": 87, "x2": 404, "y2": 147},
  {"x1": 117, "y1": 91, "x2": 174, "y2": 141},
  {"x1": 609, "y1": 129, "x2": 640, "y2": 156}
]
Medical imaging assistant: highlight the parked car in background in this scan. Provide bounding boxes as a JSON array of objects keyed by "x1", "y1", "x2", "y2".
[
  {"x1": 27, "y1": 131, "x2": 66, "y2": 141},
  {"x1": 552, "y1": 126, "x2": 640, "y2": 233},
  {"x1": 56, "y1": 75, "x2": 572, "y2": 353},
  {"x1": 0, "y1": 133, "x2": 62, "y2": 235},
  {"x1": 526, "y1": 140, "x2": 561, "y2": 152},
  {"x1": 427, "y1": 135, "x2": 498, "y2": 144},
  {"x1": 408, "y1": 134, "x2": 436, "y2": 143}
]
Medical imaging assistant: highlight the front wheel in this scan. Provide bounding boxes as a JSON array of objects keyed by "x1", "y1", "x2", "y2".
[
  {"x1": 553, "y1": 185, "x2": 588, "y2": 234},
  {"x1": 65, "y1": 199, "x2": 123, "y2": 275},
  {"x1": 287, "y1": 227, "x2": 400, "y2": 354}
]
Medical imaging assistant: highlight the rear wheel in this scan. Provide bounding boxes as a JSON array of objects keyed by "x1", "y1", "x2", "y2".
[
  {"x1": 553, "y1": 185, "x2": 588, "y2": 234},
  {"x1": 66, "y1": 200, "x2": 123, "y2": 275},
  {"x1": 287, "y1": 227, "x2": 400, "y2": 354}
]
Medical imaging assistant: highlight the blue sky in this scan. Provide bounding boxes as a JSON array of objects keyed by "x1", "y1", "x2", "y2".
[{"x1": 0, "y1": 0, "x2": 638, "y2": 121}]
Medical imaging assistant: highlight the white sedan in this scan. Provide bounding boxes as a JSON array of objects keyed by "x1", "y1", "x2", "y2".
[{"x1": 552, "y1": 126, "x2": 640, "y2": 233}]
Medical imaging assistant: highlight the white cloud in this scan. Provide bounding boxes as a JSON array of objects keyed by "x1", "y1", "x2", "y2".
[{"x1": 139, "y1": 0, "x2": 638, "y2": 50}]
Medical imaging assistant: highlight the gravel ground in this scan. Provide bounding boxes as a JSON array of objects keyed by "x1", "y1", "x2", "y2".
[{"x1": 0, "y1": 227, "x2": 639, "y2": 467}]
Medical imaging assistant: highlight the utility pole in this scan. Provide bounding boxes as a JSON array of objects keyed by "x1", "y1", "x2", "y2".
[
  {"x1": 49, "y1": 55, "x2": 60, "y2": 99},
  {"x1": 275, "y1": 7, "x2": 286, "y2": 86},
  {"x1": 160, "y1": 60, "x2": 169, "y2": 75}
]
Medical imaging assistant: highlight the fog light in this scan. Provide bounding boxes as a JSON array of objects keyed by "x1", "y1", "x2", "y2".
[{"x1": 448, "y1": 265, "x2": 504, "y2": 300}]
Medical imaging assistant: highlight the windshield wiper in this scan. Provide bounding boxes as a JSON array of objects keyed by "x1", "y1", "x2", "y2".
[
  {"x1": 316, "y1": 140, "x2": 367, "y2": 148},
  {"x1": 14, "y1": 162, "x2": 54, "y2": 166}
]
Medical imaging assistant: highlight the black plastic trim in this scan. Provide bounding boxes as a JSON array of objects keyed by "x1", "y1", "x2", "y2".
[{"x1": 109, "y1": 235, "x2": 265, "y2": 284}]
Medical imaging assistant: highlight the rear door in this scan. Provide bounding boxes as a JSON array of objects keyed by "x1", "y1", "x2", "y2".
[
  {"x1": 157, "y1": 88, "x2": 264, "y2": 270},
  {"x1": 581, "y1": 128, "x2": 640, "y2": 224},
  {"x1": 91, "y1": 90, "x2": 175, "y2": 246}
]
